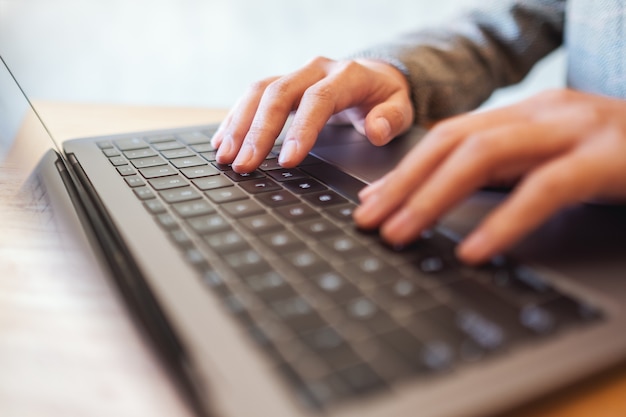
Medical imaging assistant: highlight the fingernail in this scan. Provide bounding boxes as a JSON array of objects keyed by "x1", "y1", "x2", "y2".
[
  {"x1": 233, "y1": 142, "x2": 254, "y2": 170},
  {"x1": 216, "y1": 138, "x2": 232, "y2": 163},
  {"x1": 457, "y1": 231, "x2": 490, "y2": 264},
  {"x1": 279, "y1": 139, "x2": 297, "y2": 166},
  {"x1": 210, "y1": 131, "x2": 222, "y2": 149},
  {"x1": 382, "y1": 209, "x2": 416, "y2": 241},
  {"x1": 373, "y1": 117, "x2": 391, "y2": 142},
  {"x1": 358, "y1": 177, "x2": 385, "y2": 202}
]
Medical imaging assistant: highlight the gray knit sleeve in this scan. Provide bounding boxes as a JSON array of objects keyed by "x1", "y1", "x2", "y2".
[{"x1": 353, "y1": 0, "x2": 566, "y2": 125}]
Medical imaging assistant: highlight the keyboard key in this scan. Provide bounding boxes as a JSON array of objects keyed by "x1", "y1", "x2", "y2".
[
  {"x1": 324, "y1": 204, "x2": 357, "y2": 223},
  {"x1": 283, "y1": 178, "x2": 327, "y2": 194},
  {"x1": 259, "y1": 158, "x2": 282, "y2": 171},
  {"x1": 148, "y1": 174, "x2": 188, "y2": 190},
  {"x1": 159, "y1": 186, "x2": 201, "y2": 203},
  {"x1": 192, "y1": 175, "x2": 231, "y2": 190},
  {"x1": 256, "y1": 190, "x2": 299, "y2": 207},
  {"x1": 274, "y1": 203, "x2": 319, "y2": 222},
  {"x1": 161, "y1": 148, "x2": 195, "y2": 159},
  {"x1": 260, "y1": 230, "x2": 306, "y2": 253},
  {"x1": 169, "y1": 228, "x2": 193, "y2": 247},
  {"x1": 320, "y1": 235, "x2": 367, "y2": 259},
  {"x1": 188, "y1": 213, "x2": 230, "y2": 234},
  {"x1": 146, "y1": 134, "x2": 177, "y2": 144},
  {"x1": 239, "y1": 178, "x2": 282, "y2": 194},
  {"x1": 205, "y1": 229, "x2": 248, "y2": 254},
  {"x1": 297, "y1": 218, "x2": 342, "y2": 239},
  {"x1": 139, "y1": 165, "x2": 178, "y2": 178},
  {"x1": 131, "y1": 155, "x2": 168, "y2": 168},
  {"x1": 239, "y1": 214, "x2": 284, "y2": 234},
  {"x1": 336, "y1": 363, "x2": 385, "y2": 394},
  {"x1": 133, "y1": 186, "x2": 155, "y2": 200},
  {"x1": 192, "y1": 143, "x2": 215, "y2": 153},
  {"x1": 153, "y1": 140, "x2": 184, "y2": 151},
  {"x1": 124, "y1": 148, "x2": 157, "y2": 159},
  {"x1": 299, "y1": 327, "x2": 360, "y2": 369},
  {"x1": 181, "y1": 165, "x2": 221, "y2": 179},
  {"x1": 109, "y1": 156, "x2": 128, "y2": 166},
  {"x1": 244, "y1": 271, "x2": 295, "y2": 302},
  {"x1": 103, "y1": 148, "x2": 120, "y2": 157},
  {"x1": 269, "y1": 296, "x2": 325, "y2": 332},
  {"x1": 211, "y1": 162, "x2": 233, "y2": 171},
  {"x1": 144, "y1": 199, "x2": 166, "y2": 214},
  {"x1": 225, "y1": 248, "x2": 269, "y2": 276},
  {"x1": 224, "y1": 170, "x2": 265, "y2": 182},
  {"x1": 222, "y1": 199, "x2": 265, "y2": 218},
  {"x1": 310, "y1": 271, "x2": 361, "y2": 304},
  {"x1": 378, "y1": 278, "x2": 437, "y2": 314},
  {"x1": 172, "y1": 200, "x2": 215, "y2": 218},
  {"x1": 444, "y1": 280, "x2": 530, "y2": 344},
  {"x1": 344, "y1": 255, "x2": 397, "y2": 286},
  {"x1": 156, "y1": 213, "x2": 178, "y2": 230},
  {"x1": 124, "y1": 175, "x2": 145, "y2": 187},
  {"x1": 117, "y1": 165, "x2": 136, "y2": 176},
  {"x1": 114, "y1": 137, "x2": 147, "y2": 151},
  {"x1": 303, "y1": 191, "x2": 348, "y2": 207},
  {"x1": 206, "y1": 187, "x2": 247, "y2": 203},
  {"x1": 267, "y1": 168, "x2": 306, "y2": 182},
  {"x1": 283, "y1": 249, "x2": 327, "y2": 273},
  {"x1": 97, "y1": 140, "x2": 113, "y2": 149},
  {"x1": 178, "y1": 131, "x2": 212, "y2": 145},
  {"x1": 200, "y1": 151, "x2": 218, "y2": 161},
  {"x1": 170, "y1": 156, "x2": 207, "y2": 168},
  {"x1": 344, "y1": 297, "x2": 395, "y2": 334}
]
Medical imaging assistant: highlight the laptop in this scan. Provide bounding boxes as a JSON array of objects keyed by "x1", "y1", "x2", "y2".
[{"x1": 3, "y1": 51, "x2": 626, "y2": 417}]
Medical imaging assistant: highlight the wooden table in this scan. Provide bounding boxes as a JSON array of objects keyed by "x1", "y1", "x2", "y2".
[{"x1": 1, "y1": 102, "x2": 625, "y2": 417}]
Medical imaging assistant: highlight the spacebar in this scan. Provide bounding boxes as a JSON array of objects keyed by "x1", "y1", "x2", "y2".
[{"x1": 300, "y1": 162, "x2": 367, "y2": 202}]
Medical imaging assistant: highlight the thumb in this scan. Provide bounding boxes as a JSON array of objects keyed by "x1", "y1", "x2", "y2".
[{"x1": 364, "y1": 95, "x2": 414, "y2": 146}]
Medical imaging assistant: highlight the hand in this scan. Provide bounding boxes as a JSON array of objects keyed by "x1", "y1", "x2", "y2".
[
  {"x1": 354, "y1": 89, "x2": 626, "y2": 264},
  {"x1": 211, "y1": 56, "x2": 414, "y2": 173}
]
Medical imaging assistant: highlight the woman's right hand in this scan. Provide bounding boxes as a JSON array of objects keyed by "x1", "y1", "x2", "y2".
[{"x1": 211, "y1": 56, "x2": 415, "y2": 173}]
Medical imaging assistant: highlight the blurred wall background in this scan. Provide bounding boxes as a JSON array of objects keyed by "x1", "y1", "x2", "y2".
[{"x1": 0, "y1": 0, "x2": 564, "y2": 110}]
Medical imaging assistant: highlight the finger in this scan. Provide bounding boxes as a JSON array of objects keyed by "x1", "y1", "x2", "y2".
[
  {"x1": 232, "y1": 58, "x2": 335, "y2": 172},
  {"x1": 277, "y1": 67, "x2": 358, "y2": 167},
  {"x1": 353, "y1": 103, "x2": 572, "y2": 231},
  {"x1": 278, "y1": 59, "x2": 406, "y2": 167},
  {"x1": 215, "y1": 76, "x2": 280, "y2": 164},
  {"x1": 211, "y1": 109, "x2": 234, "y2": 149},
  {"x1": 358, "y1": 175, "x2": 388, "y2": 202},
  {"x1": 378, "y1": 121, "x2": 578, "y2": 245},
  {"x1": 363, "y1": 90, "x2": 414, "y2": 146},
  {"x1": 457, "y1": 147, "x2": 609, "y2": 264}
]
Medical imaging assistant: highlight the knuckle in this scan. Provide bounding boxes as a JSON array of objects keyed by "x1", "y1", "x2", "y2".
[
  {"x1": 305, "y1": 55, "x2": 334, "y2": 68},
  {"x1": 247, "y1": 78, "x2": 273, "y2": 96},
  {"x1": 429, "y1": 119, "x2": 459, "y2": 140},
  {"x1": 531, "y1": 170, "x2": 572, "y2": 199},
  {"x1": 304, "y1": 83, "x2": 336, "y2": 104},
  {"x1": 264, "y1": 78, "x2": 293, "y2": 99},
  {"x1": 333, "y1": 59, "x2": 362, "y2": 75}
]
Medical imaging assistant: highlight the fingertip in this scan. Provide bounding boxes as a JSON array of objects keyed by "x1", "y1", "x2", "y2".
[
  {"x1": 232, "y1": 142, "x2": 256, "y2": 173},
  {"x1": 358, "y1": 177, "x2": 385, "y2": 202},
  {"x1": 456, "y1": 231, "x2": 494, "y2": 265},
  {"x1": 379, "y1": 208, "x2": 421, "y2": 246},
  {"x1": 366, "y1": 117, "x2": 392, "y2": 146},
  {"x1": 215, "y1": 137, "x2": 234, "y2": 163},
  {"x1": 211, "y1": 132, "x2": 223, "y2": 149}
]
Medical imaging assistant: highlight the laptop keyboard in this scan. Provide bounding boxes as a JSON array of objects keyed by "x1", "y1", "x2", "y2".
[{"x1": 97, "y1": 127, "x2": 604, "y2": 410}]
